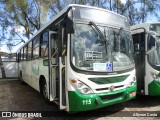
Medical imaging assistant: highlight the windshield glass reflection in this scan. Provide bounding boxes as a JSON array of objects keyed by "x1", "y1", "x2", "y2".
[{"x1": 71, "y1": 24, "x2": 134, "y2": 72}]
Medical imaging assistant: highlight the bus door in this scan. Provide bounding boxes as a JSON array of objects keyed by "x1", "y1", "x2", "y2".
[
  {"x1": 58, "y1": 26, "x2": 67, "y2": 110},
  {"x1": 49, "y1": 31, "x2": 58, "y2": 101},
  {"x1": 49, "y1": 26, "x2": 67, "y2": 110},
  {"x1": 132, "y1": 30, "x2": 145, "y2": 93}
]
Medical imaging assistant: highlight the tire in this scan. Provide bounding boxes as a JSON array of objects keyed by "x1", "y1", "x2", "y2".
[{"x1": 41, "y1": 80, "x2": 50, "y2": 104}]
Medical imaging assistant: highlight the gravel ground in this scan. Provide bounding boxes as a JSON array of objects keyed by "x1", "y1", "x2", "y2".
[{"x1": 0, "y1": 80, "x2": 159, "y2": 120}]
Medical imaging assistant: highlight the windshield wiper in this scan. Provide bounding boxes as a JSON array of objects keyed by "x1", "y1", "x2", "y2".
[
  {"x1": 89, "y1": 21, "x2": 109, "y2": 42},
  {"x1": 89, "y1": 21, "x2": 110, "y2": 55}
]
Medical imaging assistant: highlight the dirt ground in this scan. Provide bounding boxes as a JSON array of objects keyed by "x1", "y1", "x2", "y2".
[{"x1": 0, "y1": 80, "x2": 160, "y2": 120}]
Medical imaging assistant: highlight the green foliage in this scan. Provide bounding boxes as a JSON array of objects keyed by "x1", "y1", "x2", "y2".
[
  {"x1": 0, "y1": 0, "x2": 160, "y2": 52},
  {"x1": 0, "y1": 0, "x2": 52, "y2": 40}
]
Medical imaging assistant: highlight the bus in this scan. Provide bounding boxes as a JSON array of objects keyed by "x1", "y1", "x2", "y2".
[
  {"x1": 16, "y1": 4, "x2": 136, "y2": 113},
  {"x1": 131, "y1": 22, "x2": 160, "y2": 96}
]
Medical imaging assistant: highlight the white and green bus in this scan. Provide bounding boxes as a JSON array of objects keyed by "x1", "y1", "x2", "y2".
[
  {"x1": 131, "y1": 22, "x2": 160, "y2": 96},
  {"x1": 16, "y1": 4, "x2": 136, "y2": 113}
]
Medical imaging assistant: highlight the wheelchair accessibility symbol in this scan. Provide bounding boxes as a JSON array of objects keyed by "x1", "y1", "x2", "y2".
[{"x1": 106, "y1": 63, "x2": 112, "y2": 71}]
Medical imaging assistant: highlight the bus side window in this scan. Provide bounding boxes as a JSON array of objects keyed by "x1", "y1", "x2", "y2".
[
  {"x1": 132, "y1": 34, "x2": 140, "y2": 53},
  {"x1": 62, "y1": 28, "x2": 67, "y2": 65},
  {"x1": 40, "y1": 31, "x2": 49, "y2": 57},
  {"x1": 17, "y1": 51, "x2": 21, "y2": 62},
  {"x1": 19, "y1": 50, "x2": 21, "y2": 62},
  {"x1": 16, "y1": 53, "x2": 18, "y2": 62},
  {"x1": 50, "y1": 32, "x2": 58, "y2": 65},
  {"x1": 33, "y1": 37, "x2": 40, "y2": 59},
  {"x1": 27, "y1": 41, "x2": 32, "y2": 60},
  {"x1": 21, "y1": 48, "x2": 24, "y2": 61},
  {"x1": 51, "y1": 33, "x2": 58, "y2": 57},
  {"x1": 132, "y1": 32, "x2": 145, "y2": 54},
  {"x1": 148, "y1": 35, "x2": 156, "y2": 50},
  {"x1": 24, "y1": 45, "x2": 28, "y2": 60}
]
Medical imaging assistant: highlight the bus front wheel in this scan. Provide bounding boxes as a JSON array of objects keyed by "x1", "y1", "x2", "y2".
[{"x1": 41, "y1": 79, "x2": 50, "y2": 104}]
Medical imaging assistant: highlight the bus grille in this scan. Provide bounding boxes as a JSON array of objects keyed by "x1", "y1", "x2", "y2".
[
  {"x1": 100, "y1": 92, "x2": 124, "y2": 102},
  {"x1": 88, "y1": 75, "x2": 129, "y2": 84},
  {"x1": 96, "y1": 85, "x2": 124, "y2": 91}
]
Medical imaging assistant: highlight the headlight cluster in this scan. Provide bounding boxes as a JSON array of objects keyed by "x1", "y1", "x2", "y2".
[
  {"x1": 126, "y1": 76, "x2": 136, "y2": 88},
  {"x1": 151, "y1": 72, "x2": 160, "y2": 82},
  {"x1": 70, "y1": 79, "x2": 93, "y2": 94}
]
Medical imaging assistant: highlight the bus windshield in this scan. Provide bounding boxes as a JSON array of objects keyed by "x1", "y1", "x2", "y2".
[
  {"x1": 148, "y1": 35, "x2": 160, "y2": 66},
  {"x1": 71, "y1": 23, "x2": 134, "y2": 72},
  {"x1": 148, "y1": 24, "x2": 160, "y2": 66}
]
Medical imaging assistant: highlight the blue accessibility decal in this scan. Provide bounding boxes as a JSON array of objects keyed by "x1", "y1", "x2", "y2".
[{"x1": 106, "y1": 63, "x2": 112, "y2": 71}]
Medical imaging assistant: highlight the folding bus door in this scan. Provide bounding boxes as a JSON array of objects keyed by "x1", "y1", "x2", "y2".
[
  {"x1": 49, "y1": 26, "x2": 67, "y2": 110},
  {"x1": 132, "y1": 31, "x2": 145, "y2": 93}
]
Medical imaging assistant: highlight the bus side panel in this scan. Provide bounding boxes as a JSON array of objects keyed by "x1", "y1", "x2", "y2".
[
  {"x1": 21, "y1": 61, "x2": 32, "y2": 85},
  {"x1": 31, "y1": 59, "x2": 40, "y2": 91},
  {"x1": 145, "y1": 60, "x2": 160, "y2": 96},
  {"x1": 31, "y1": 58, "x2": 49, "y2": 92},
  {"x1": 148, "y1": 80, "x2": 160, "y2": 96},
  {"x1": 27, "y1": 61, "x2": 32, "y2": 86}
]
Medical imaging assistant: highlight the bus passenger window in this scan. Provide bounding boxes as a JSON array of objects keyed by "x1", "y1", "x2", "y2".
[
  {"x1": 33, "y1": 37, "x2": 40, "y2": 59},
  {"x1": 40, "y1": 31, "x2": 48, "y2": 57},
  {"x1": 41, "y1": 44, "x2": 48, "y2": 57},
  {"x1": 27, "y1": 41, "x2": 32, "y2": 60},
  {"x1": 148, "y1": 35, "x2": 156, "y2": 50},
  {"x1": 17, "y1": 51, "x2": 21, "y2": 62},
  {"x1": 19, "y1": 50, "x2": 21, "y2": 62},
  {"x1": 24, "y1": 45, "x2": 27, "y2": 60},
  {"x1": 147, "y1": 35, "x2": 160, "y2": 65},
  {"x1": 21, "y1": 48, "x2": 24, "y2": 61}
]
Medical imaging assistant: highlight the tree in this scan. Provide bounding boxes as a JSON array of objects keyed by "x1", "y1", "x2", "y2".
[
  {"x1": 139, "y1": 0, "x2": 160, "y2": 23},
  {"x1": 0, "y1": 0, "x2": 52, "y2": 41},
  {"x1": 108, "y1": 0, "x2": 160, "y2": 25},
  {"x1": 1, "y1": 0, "x2": 160, "y2": 47}
]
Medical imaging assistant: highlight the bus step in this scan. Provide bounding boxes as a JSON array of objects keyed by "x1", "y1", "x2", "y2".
[
  {"x1": 54, "y1": 100, "x2": 59, "y2": 105},
  {"x1": 54, "y1": 98, "x2": 59, "y2": 101}
]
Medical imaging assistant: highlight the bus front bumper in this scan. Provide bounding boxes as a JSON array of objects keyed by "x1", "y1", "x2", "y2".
[{"x1": 68, "y1": 85, "x2": 136, "y2": 113}]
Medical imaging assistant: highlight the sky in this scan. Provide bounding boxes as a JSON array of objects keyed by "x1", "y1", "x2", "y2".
[
  {"x1": 0, "y1": 0, "x2": 160, "y2": 53},
  {"x1": 121, "y1": 0, "x2": 127, "y2": 4},
  {"x1": 0, "y1": 26, "x2": 27, "y2": 53}
]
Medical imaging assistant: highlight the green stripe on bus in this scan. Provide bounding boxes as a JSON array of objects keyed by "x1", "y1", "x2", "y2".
[
  {"x1": 148, "y1": 80, "x2": 160, "y2": 96},
  {"x1": 88, "y1": 75, "x2": 129, "y2": 84},
  {"x1": 68, "y1": 85, "x2": 136, "y2": 113}
]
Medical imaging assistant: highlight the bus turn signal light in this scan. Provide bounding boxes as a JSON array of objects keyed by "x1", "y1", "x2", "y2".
[{"x1": 71, "y1": 79, "x2": 77, "y2": 84}]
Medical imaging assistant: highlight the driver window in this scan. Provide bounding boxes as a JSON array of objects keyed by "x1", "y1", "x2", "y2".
[
  {"x1": 147, "y1": 35, "x2": 160, "y2": 65},
  {"x1": 148, "y1": 35, "x2": 156, "y2": 50}
]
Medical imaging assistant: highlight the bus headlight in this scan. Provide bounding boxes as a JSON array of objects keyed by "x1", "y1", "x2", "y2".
[
  {"x1": 70, "y1": 79, "x2": 93, "y2": 94},
  {"x1": 78, "y1": 83, "x2": 83, "y2": 88},
  {"x1": 151, "y1": 72, "x2": 160, "y2": 82},
  {"x1": 83, "y1": 88, "x2": 89, "y2": 93}
]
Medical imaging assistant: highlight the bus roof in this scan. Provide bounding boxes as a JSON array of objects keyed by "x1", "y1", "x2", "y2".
[
  {"x1": 131, "y1": 22, "x2": 160, "y2": 31},
  {"x1": 16, "y1": 4, "x2": 127, "y2": 52}
]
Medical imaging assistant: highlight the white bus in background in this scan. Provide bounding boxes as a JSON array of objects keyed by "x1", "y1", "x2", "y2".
[
  {"x1": 131, "y1": 22, "x2": 160, "y2": 96},
  {"x1": 16, "y1": 4, "x2": 136, "y2": 113}
]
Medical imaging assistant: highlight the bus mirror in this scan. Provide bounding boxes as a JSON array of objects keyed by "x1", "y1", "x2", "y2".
[
  {"x1": 146, "y1": 31, "x2": 156, "y2": 36},
  {"x1": 148, "y1": 35, "x2": 156, "y2": 50},
  {"x1": 66, "y1": 18, "x2": 74, "y2": 33},
  {"x1": 43, "y1": 59, "x2": 49, "y2": 66}
]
